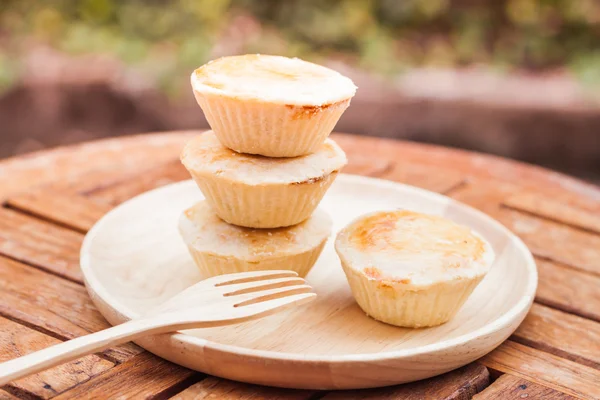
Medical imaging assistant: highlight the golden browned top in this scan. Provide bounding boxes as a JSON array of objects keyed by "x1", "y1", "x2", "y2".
[
  {"x1": 180, "y1": 131, "x2": 347, "y2": 185},
  {"x1": 335, "y1": 210, "x2": 494, "y2": 286},
  {"x1": 183, "y1": 206, "x2": 296, "y2": 257},
  {"x1": 179, "y1": 201, "x2": 332, "y2": 260},
  {"x1": 196, "y1": 54, "x2": 333, "y2": 81},
  {"x1": 349, "y1": 210, "x2": 486, "y2": 261},
  {"x1": 191, "y1": 54, "x2": 356, "y2": 105}
]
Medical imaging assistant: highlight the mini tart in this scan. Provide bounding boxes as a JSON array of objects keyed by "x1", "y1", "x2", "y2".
[
  {"x1": 191, "y1": 54, "x2": 357, "y2": 157},
  {"x1": 179, "y1": 201, "x2": 331, "y2": 278},
  {"x1": 335, "y1": 210, "x2": 495, "y2": 328},
  {"x1": 181, "y1": 131, "x2": 347, "y2": 228}
]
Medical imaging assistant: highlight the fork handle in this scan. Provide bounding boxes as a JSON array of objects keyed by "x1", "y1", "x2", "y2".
[{"x1": 0, "y1": 317, "x2": 175, "y2": 385}]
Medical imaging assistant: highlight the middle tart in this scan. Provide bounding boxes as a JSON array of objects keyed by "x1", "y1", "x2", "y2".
[
  {"x1": 181, "y1": 131, "x2": 347, "y2": 228},
  {"x1": 179, "y1": 201, "x2": 332, "y2": 278}
]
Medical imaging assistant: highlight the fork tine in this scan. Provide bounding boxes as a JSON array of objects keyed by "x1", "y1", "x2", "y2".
[
  {"x1": 236, "y1": 292, "x2": 316, "y2": 319},
  {"x1": 233, "y1": 285, "x2": 313, "y2": 307},
  {"x1": 210, "y1": 270, "x2": 299, "y2": 287},
  {"x1": 223, "y1": 277, "x2": 306, "y2": 297}
]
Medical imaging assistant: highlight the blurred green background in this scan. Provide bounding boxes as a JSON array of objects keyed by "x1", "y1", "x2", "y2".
[
  {"x1": 1, "y1": 0, "x2": 599, "y2": 179},
  {"x1": 2, "y1": 0, "x2": 600, "y2": 94}
]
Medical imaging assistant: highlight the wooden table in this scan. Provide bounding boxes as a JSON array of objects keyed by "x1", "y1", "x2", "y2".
[{"x1": 0, "y1": 131, "x2": 599, "y2": 399}]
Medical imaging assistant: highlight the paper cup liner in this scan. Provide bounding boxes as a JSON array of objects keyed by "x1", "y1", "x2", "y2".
[
  {"x1": 186, "y1": 239, "x2": 326, "y2": 279},
  {"x1": 194, "y1": 91, "x2": 351, "y2": 157},
  {"x1": 188, "y1": 171, "x2": 339, "y2": 228},
  {"x1": 339, "y1": 259, "x2": 485, "y2": 328}
]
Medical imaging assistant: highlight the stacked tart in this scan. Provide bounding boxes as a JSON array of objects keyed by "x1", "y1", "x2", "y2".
[{"x1": 180, "y1": 54, "x2": 356, "y2": 279}]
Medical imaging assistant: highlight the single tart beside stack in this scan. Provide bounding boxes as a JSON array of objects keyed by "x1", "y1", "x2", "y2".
[
  {"x1": 181, "y1": 131, "x2": 347, "y2": 228},
  {"x1": 335, "y1": 210, "x2": 495, "y2": 328},
  {"x1": 179, "y1": 201, "x2": 331, "y2": 278},
  {"x1": 191, "y1": 54, "x2": 356, "y2": 157}
]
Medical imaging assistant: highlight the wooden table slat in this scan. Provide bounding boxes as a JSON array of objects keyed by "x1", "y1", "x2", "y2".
[
  {"x1": 378, "y1": 162, "x2": 466, "y2": 194},
  {"x1": 6, "y1": 190, "x2": 112, "y2": 234},
  {"x1": 481, "y1": 341, "x2": 600, "y2": 399},
  {"x1": 341, "y1": 154, "x2": 393, "y2": 178},
  {"x1": 0, "y1": 255, "x2": 142, "y2": 363},
  {"x1": 332, "y1": 134, "x2": 600, "y2": 202},
  {"x1": 512, "y1": 303, "x2": 600, "y2": 369},
  {"x1": 0, "y1": 132, "x2": 196, "y2": 202},
  {"x1": 0, "y1": 316, "x2": 113, "y2": 399},
  {"x1": 50, "y1": 166, "x2": 157, "y2": 194},
  {"x1": 0, "y1": 208, "x2": 83, "y2": 283},
  {"x1": 89, "y1": 159, "x2": 189, "y2": 206},
  {"x1": 321, "y1": 364, "x2": 489, "y2": 400},
  {"x1": 504, "y1": 192, "x2": 600, "y2": 235},
  {"x1": 536, "y1": 258, "x2": 600, "y2": 322},
  {"x1": 505, "y1": 211, "x2": 600, "y2": 275},
  {"x1": 52, "y1": 352, "x2": 198, "y2": 400},
  {"x1": 450, "y1": 180, "x2": 600, "y2": 276},
  {"x1": 0, "y1": 391, "x2": 20, "y2": 400},
  {"x1": 171, "y1": 377, "x2": 317, "y2": 400},
  {"x1": 473, "y1": 374, "x2": 577, "y2": 400}
]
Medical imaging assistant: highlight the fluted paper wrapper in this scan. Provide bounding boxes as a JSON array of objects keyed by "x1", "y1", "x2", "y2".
[
  {"x1": 189, "y1": 171, "x2": 339, "y2": 229},
  {"x1": 339, "y1": 259, "x2": 485, "y2": 328},
  {"x1": 186, "y1": 240, "x2": 326, "y2": 279},
  {"x1": 194, "y1": 91, "x2": 351, "y2": 157}
]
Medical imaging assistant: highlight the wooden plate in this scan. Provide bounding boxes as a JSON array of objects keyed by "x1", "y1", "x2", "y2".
[{"x1": 80, "y1": 174, "x2": 537, "y2": 390}]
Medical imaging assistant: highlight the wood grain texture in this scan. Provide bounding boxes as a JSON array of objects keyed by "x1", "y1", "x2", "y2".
[
  {"x1": 0, "y1": 316, "x2": 113, "y2": 399},
  {"x1": 0, "y1": 132, "x2": 195, "y2": 201},
  {"x1": 6, "y1": 190, "x2": 112, "y2": 233},
  {"x1": 505, "y1": 212, "x2": 600, "y2": 276},
  {"x1": 335, "y1": 134, "x2": 467, "y2": 193},
  {"x1": 473, "y1": 374, "x2": 577, "y2": 399},
  {"x1": 481, "y1": 341, "x2": 600, "y2": 399},
  {"x1": 0, "y1": 255, "x2": 141, "y2": 363},
  {"x1": 50, "y1": 165, "x2": 152, "y2": 194},
  {"x1": 52, "y1": 352, "x2": 197, "y2": 400},
  {"x1": 378, "y1": 162, "x2": 465, "y2": 194},
  {"x1": 90, "y1": 159, "x2": 189, "y2": 205},
  {"x1": 536, "y1": 258, "x2": 600, "y2": 322},
  {"x1": 541, "y1": 189, "x2": 600, "y2": 215},
  {"x1": 342, "y1": 154, "x2": 392, "y2": 178},
  {"x1": 321, "y1": 363, "x2": 489, "y2": 400},
  {"x1": 0, "y1": 208, "x2": 83, "y2": 283},
  {"x1": 513, "y1": 303, "x2": 600, "y2": 368},
  {"x1": 0, "y1": 391, "x2": 21, "y2": 400},
  {"x1": 449, "y1": 180, "x2": 600, "y2": 275},
  {"x1": 171, "y1": 377, "x2": 317, "y2": 400},
  {"x1": 331, "y1": 133, "x2": 600, "y2": 202},
  {"x1": 504, "y1": 192, "x2": 600, "y2": 234}
]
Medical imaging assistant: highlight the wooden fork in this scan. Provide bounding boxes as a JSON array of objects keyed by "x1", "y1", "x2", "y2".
[{"x1": 0, "y1": 270, "x2": 315, "y2": 385}]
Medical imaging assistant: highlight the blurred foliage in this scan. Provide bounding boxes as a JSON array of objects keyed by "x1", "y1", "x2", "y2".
[{"x1": 1, "y1": 0, "x2": 600, "y2": 94}]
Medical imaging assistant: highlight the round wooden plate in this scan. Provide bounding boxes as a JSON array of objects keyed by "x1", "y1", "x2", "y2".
[{"x1": 80, "y1": 174, "x2": 537, "y2": 390}]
